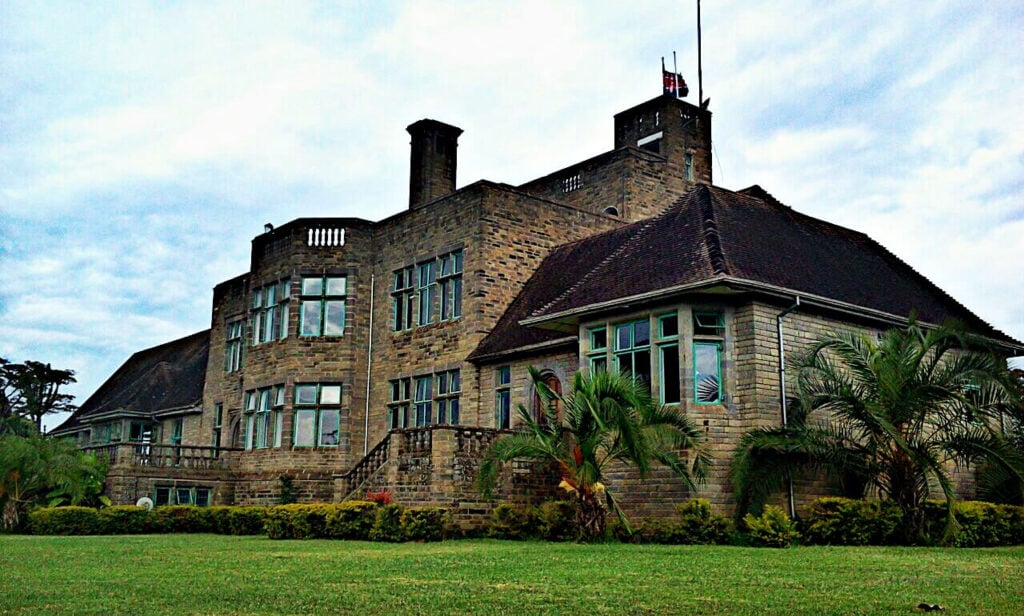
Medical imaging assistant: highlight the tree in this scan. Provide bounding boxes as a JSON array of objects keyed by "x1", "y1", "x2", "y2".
[
  {"x1": 478, "y1": 368, "x2": 709, "y2": 540},
  {"x1": 731, "y1": 320, "x2": 1024, "y2": 544},
  {"x1": 0, "y1": 359, "x2": 77, "y2": 434},
  {"x1": 0, "y1": 434, "x2": 108, "y2": 530}
]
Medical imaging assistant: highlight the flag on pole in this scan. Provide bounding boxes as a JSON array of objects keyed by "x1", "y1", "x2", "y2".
[{"x1": 662, "y1": 70, "x2": 689, "y2": 98}]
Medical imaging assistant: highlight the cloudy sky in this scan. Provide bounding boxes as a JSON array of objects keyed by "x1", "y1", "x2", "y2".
[{"x1": 2, "y1": 1, "x2": 1022, "y2": 430}]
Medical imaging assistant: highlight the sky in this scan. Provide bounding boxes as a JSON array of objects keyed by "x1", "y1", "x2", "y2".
[{"x1": 2, "y1": 1, "x2": 1022, "y2": 431}]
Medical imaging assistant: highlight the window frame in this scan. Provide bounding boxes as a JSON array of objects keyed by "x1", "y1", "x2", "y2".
[
  {"x1": 299, "y1": 276, "x2": 347, "y2": 338},
  {"x1": 292, "y1": 383, "x2": 343, "y2": 448},
  {"x1": 224, "y1": 320, "x2": 245, "y2": 371},
  {"x1": 435, "y1": 369, "x2": 461, "y2": 425},
  {"x1": 388, "y1": 378, "x2": 411, "y2": 429},
  {"x1": 496, "y1": 366, "x2": 512, "y2": 430},
  {"x1": 251, "y1": 280, "x2": 290, "y2": 345},
  {"x1": 391, "y1": 266, "x2": 415, "y2": 332}
]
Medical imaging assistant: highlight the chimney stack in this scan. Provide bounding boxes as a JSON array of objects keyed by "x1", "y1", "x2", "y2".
[{"x1": 407, "y1": 119, "x2": 463, "y2": 209}]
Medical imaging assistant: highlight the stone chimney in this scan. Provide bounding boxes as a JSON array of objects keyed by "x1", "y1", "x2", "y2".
[{"x1": 407, "y1": 119, "x2": 463, "y2": 209}]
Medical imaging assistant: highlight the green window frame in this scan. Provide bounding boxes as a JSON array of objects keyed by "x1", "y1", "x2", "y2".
[
  {"x1": 212, "y1": 403, "x2": 223, "y2": 447},
  {"x1": 414, "y1": 376, "x2": 432, "y2": 426},
  {"x1": 435, "y1": 369, "x2": 461, "y2": 425},
  {"x1": 169, "y1": 418, "x2": 183, "y2": 446},
  {"x1": 496, "y1": 366, "x2": 511, "y2": 430},
  {"x1": 293, "y1": 383, "x2": 342, "y2": 447},
  {"x1": 157, "y1": 486, "x2": 211, "y2": 507},
  {"x1": 300, "y1": 276, "x2": 346, "y2": 337},
  {"x1": 391, "y1": 266, "x2": 415, "y2": 332},
  {"x1": 225, "y1": 320, "x2": 244, "y2": 371},
  {"x1": 588, "y1": 326, "x2": 609, "y2": 373},
  {"x1": 416, "y1": 261, "x2": 438, "y2": 326},
  {"x1": 252, "y1": 280, "x2": 290, "y2": 345},
  {"x1": 657, "y1": 312, "x2": 680, "y2": 405},
  {"x1": 438, "y1": 250, "x2": 463, "y2": 322},
  {"x1": 613, "y1": 319, "x2": 652, "y2": 385},
  {"x1": 693, "y1": 311, "x2": 725, "y2": 337},
  {"x1": 388, "y1": 378, "x2": 410, "y2": 429},
  {"x1": 684, "y1": 152, "x2": 694, "y2": 181},
  {"x1": 693, "y1": 341, "x2": 723, "y2": 404},
  {"x1": 244, "y1": 386, "x2": 284, "y2": 450}
]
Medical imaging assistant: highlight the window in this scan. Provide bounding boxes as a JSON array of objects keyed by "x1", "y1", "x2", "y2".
[
  {"x1": 684, "y1": 152, "x2": 694, "y2": 181},
  {"x1": 657, "y1": 313, "x2": 681, "y2": 405},
  {"x1": 417, "y1": 260, "x2": 438, "y2": 326},
  {"x1": 300, "y1": 276, "x2": 346, "y2": 337},
  {"x1": 694, "y1": 343, "x2": 722, "y2": 403},
  {"x1": 170, "y1": 418, "x2": 183, "y2": 446},
  {"x1": 128, "y1": 421, "x2": 152, "y2": 443},
  {"x1": 496, "y1": 366, "x2": 511, "y2": 430},
  {"x1": 614, "y1": 319, "x2": 652, "y2": 385},
  {"x1": 391, "y1": 266, "x2": 415, "y2": 331},
  {"x1": 252, "y1": 281, "x2": 289, "y2": 345},
  {"x1": 388, "y1": 378, "x2": 410, "y2": 429},
  {"x1": 212, "y1": 403, "x2": 223, "y2": 447},
  {"x1": 438, "y1": 250, "x2": 463, "y2": 322},
  {"x1": 405, "y1": 250, "x2": 464, "y2": 328},
  {"x1": 693, "y1": 311, "x2": 725, "y2": 404},
  {"x1": 588, "y1": 326, "x2": 609, "y2": 373},
  {"x1": 435, "y1": 369, "x2": 461, "y2": 425},
  {"x1": 414, "y1": 376, "x2": 432, "y2": 426},
  {"x1": 225, "y1": 320, "x2": 244, "y2": 371},
  {"x1": 245, "y1": 386, "x2": 284, "y2": 450},
  {"x1": 293, "y1": 384, "x2": 342, "y2": 447},
  {"x1": 156, "y1": 486, "x2": 211, "y2": 507}
]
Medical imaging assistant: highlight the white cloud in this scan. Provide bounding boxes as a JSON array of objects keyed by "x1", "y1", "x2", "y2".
[{"x1": 1, "y1": 0, "x2": 1023, "y2": 410}]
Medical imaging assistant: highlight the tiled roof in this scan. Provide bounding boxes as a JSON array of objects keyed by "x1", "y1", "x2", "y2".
[
  {"x1": 470, "y1": 184, "x2": 1019, "y2": 360},
  {"x1": 51, "y1": 330, "x2": 210, "y2": 434}
]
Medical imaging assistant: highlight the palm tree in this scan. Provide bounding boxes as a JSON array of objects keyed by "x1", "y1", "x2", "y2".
[
  {"x1": 478, "y1": 367, "x2": 709, "y2": 540},
  {"x1": 731, "y1": 320, "x2": 1024, "y2": 544}
]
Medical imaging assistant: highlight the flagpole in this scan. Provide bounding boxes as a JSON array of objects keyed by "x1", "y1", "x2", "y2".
[
  {"x1": 697, "y1": 0, "x2": 704, "y2": 107},
  {"x1": 672, "y1": 51, "x2": 679, "y2": 98}
]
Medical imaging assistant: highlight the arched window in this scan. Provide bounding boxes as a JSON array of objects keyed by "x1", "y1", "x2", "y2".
[
  {"x1": 603, "y1": 206, "x2": 620, "y2": 217},
  {"x1": 531, "y1": 372, "x2": 563, "y2": 424}
]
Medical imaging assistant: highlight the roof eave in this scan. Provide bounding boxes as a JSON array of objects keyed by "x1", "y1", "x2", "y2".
[{"x1": 520, "y1": 276, "x2": 1024, "y2": 354}]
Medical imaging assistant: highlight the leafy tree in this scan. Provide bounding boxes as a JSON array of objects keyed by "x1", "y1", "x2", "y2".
[
  {"x1": 478, "y1": 368, "x2": 709, "y2": 541},
  {"x1": 0, "y1": 359, "x2": 77, "y2": 434},
  {"x1": 0, "y1": 434, "x2": 108, "y2": 530},
  {"x1": 731, "y1": 320, "x2": 1024, "y2": 544}
]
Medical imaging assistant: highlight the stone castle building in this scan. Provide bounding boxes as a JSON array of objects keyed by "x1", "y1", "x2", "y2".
[{"x1": 52, "y1": 93, "x2": 1021, "y2": 522}]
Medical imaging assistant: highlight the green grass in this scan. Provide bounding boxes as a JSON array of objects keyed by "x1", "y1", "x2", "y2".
[{"x1": 1, "y1": 536, "x2": 1022, "y2": 615}]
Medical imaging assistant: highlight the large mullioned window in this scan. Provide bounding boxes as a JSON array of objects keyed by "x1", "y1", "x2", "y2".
[
  {"x1": 300, "y1": 276, "x2": 346, "y2": 337},
  {"x1": 252, "y1": 280, "x2": 290, "y2": 345},
  {"x1": 388, "y1": 378, "x2": 411, "y2": 429},
  {"x1": 225, "y1": 320, "x2": 244, "y2": 371},
  {"x1": 392, "y1": 249, "x2": 463, "y2": 331},
  {"x1": 293, "y1": 383, "x2": 342, "y2": 447},
  {"x1": 245, "y1": 385, "x2": 284, "y2": 450}
]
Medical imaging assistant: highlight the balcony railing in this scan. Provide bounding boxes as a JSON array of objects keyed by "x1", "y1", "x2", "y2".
[{"x1": 82, "y1": 443, "x2": 241, "y2": 470}]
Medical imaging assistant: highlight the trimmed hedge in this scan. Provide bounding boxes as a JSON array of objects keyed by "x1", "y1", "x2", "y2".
[
  {"x1": 262, "y1": 502, "x2": 448, "y2": 542},
  {"x1": 801, "y1": 497, "x2": 1024, "y2": 547},
  {"x1": 29, "y1": 506, "x2": 104, "y2": 535},
  {"x1": 801, "y1": 497, "x2": 902, "y2": 546},
  {"x1": 28, "y1": 505, "x2": 268, "y2": 536}
]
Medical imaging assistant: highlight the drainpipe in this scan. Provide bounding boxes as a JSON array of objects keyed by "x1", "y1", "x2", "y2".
[
  {"x1": 777, "y1": 296, "x2": 800, "y2": 518},
  {"x1": 363, "y1": 274, "x2": 375, "y2": 456}
]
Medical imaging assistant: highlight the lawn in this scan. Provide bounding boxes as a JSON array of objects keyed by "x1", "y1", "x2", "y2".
[{"x1": 1, "y1": 536, "x2": 1022, "y2": 615}]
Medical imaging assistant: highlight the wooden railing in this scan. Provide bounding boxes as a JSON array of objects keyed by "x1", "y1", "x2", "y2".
[{"x1": 81, "y1": 443, "x2": 241, "y2": 470}]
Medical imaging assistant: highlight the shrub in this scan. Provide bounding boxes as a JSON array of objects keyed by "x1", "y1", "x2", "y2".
[
  {"x1": 801, "y1": 497, "x2": 902, "y2": 546},
  {"x1": 537, "y1": 501, "x2": 575, "y2": 542},
  {"x1": 945, "y1": 501, "x2": 1024, "y2": 547},
  {"x1": 265, "y1": 504, "x2": 332, "y2": 540},
  {"x1": 152, "y1": 505, "x2": 215, "y2": 533},
  {"x1": 671, "y1": 499, "x2": 732, "y2": 545},
  {"x1": 29, "y1": 506, "x2": 103, "y2": 535},
  {"x1": 743, "y1": 505, "x2": 800, "y2": 548},
  {"x1": 401, "y1": 507, "x2": 447, "y2": 542},
  {"x1": 97, "y1": 505, "x2": 153, "y2": 534},
  {"x1": 325, "y1": 501, "x2": 378, "y2": 540},
  {"x1": 225, "y1": 506, "x2": 267, "y2": 536},
  {"x1": 488, "y1": 504, "x2": 537, "y2": 540},
  {"x1": 369, "y1": 504, "x2": 404, "y2": 542}
]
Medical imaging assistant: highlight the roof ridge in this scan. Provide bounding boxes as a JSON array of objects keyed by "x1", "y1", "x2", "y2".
[
  {"x1": 699, "y1": 186, "x2": 729, "y2": 274},
  {"x1": 529, "y1": 195, "x2": 687, "y2": 318}
]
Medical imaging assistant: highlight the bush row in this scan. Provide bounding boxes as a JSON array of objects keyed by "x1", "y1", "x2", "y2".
[
  {"x1": 801, "y1": 497, "x2": 1024, "y2": 547},
  {"x1": 28, "y1": 505, "x2": 268, "y2": 535},
  {"x1": 262, "y1": 502, "x2": 448, "y2": 541}
]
